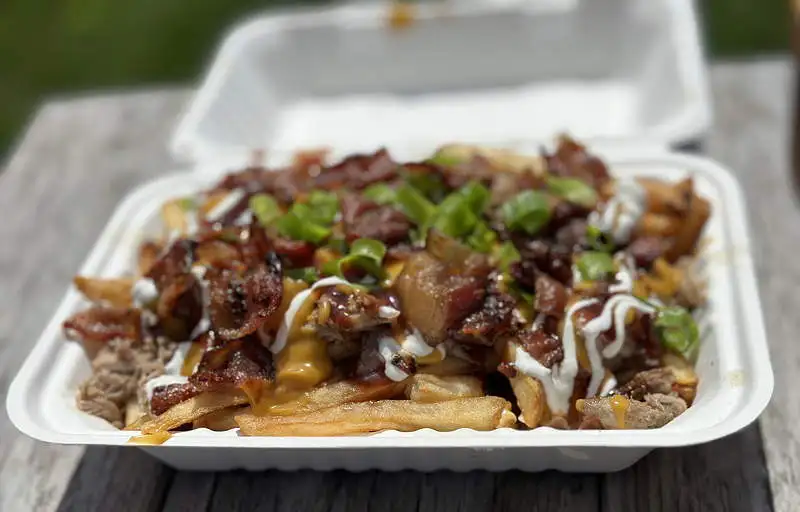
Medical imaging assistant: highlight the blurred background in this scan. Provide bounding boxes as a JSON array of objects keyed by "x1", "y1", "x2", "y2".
[{"x1": 0, "y1": 0, "x2": 788, "y2": 159}]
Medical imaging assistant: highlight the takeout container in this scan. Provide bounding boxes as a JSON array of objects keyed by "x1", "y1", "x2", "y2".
[{"x1": 8, "y1": 0, "x2": 771, "y2": 473}]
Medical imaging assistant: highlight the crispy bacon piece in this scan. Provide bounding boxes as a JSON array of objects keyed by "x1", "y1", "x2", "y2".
[
  {"x1": 272, "y1": 238, "x2": 315, "y2": 268},
  {"x1": 313, "y1": 148, "x2": 399, "y2": 191},
  {"x1": 544, "y1": 135, "x2": 611, "y2": 189},
  {"x1": 449, "y1": 293, "x2": 515, "y2": 346},
  {"x1": 149, "y1": 337, "x2": 274, "y2": 416},
  {"x1": 63, "y1": 306, "x2": 141, "y2": 345},
  {"x1": 534, "y1": 274, "x2": 567, "y2": 319},
  {"x1": 340, "y1": 193, "x2": 411, "y2": 245},
  {"x1": 517, "y1": 328, "x2": 563, "y2": 369},
  {"x1": 395, "y1": 242, "x2": 490, "y2": 343},
  {"x1": 511, "y1": 240, "x2": 573, "y2": 285},
  {"x1": 208, "y1": 253, "x2": 283, "y2": 340},
  {"x1": 146, "y1": 239, "x2": 196, "y2": 289}
]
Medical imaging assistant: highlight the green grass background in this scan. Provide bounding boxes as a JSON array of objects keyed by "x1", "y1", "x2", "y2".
[{"x1": 0, "y1": 0, "x2": 789, "y2": 158}]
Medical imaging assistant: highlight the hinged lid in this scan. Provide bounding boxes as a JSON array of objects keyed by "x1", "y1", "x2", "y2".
[{"x1": 171, "y1": 0, "x2": 711, "y2": 174}]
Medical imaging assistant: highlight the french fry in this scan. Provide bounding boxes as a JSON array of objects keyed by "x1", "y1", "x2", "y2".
[
  {"x1": 74, "y1": 276, "x2": 134, "y2": 307},
  {"x1": 236, "y1": 397, "x2": 516, "y2": 436},
  {"x1": 139, "y1": 389, "x2": 248, "y2": 434},
  {"x1": 137, "y1": 241, "x2": 162, "y2": 276},
  {"x1": 193, "y1": 406, "x2": 246, "y2": 431},
  {"x1": 666, "y1": 191, "x2": 711, "y2": 261},
  {"x1": 161, "y1": 199, "x2": 190, "y2": 234},
  {"x1": 405, "y1": 374, "x2": 483, "y2": 403},
  {"x1": 263, "y1": 380, "x2": 404, "y2": 416},
  {"x1": 503, "y1": 342, "x2": 546, "y2": 428},
  {"x1": 417, "y1": 356, "x2": 478, "y2": 377},
  {"x1": 637, "y1": 177, "x2": 692, "y2": 215}
]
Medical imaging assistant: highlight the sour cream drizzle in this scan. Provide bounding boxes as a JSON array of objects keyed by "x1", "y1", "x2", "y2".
[
  {"x1": 377, "y1": 328, "x2": 445, "y2": 382},
  {"x1": 270, "y1": 276, "x2": 350, "y2": 354},
  {"x1": 144, "y1": 341, "x2": 192, "y2": 401},
  {"x1": 514, "y1": 298, "x2": 599, "y2": 415},
  {"x1": 514, "y1": 255, "x2": 656, "y2": 411},
  {"x1": 589, "y1": 178, "x2": 646, "y2": 244},
  {"x1": 189, "y1": 266, "x2": 211, "y2": 340}
]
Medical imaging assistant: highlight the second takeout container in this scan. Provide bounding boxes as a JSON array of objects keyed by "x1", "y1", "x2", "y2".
[{"x1": 8, "y1": 0, "x2": 771, "y2": 472}]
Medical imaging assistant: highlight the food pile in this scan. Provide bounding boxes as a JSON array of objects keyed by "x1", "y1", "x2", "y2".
[{"x1": 63, "y1": 136, "x2": 709, "y2": 440}]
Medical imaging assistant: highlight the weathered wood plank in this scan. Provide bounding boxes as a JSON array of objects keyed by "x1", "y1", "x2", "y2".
[
  {"x1": 603, "y1": 425, "x2": 772, "y2": 512},
  {"x1": 705, "y1": 59, "x2": 799, "y2": 512},
  {"x1": 56, "y1": 447, "x2": 174, "y2": 512},
  {"x1": 0, "y1": 90, "x2": 188, "y2": 512},
  {"x1": 161, "y1": 472, "x2": 217, "y2": 512}
]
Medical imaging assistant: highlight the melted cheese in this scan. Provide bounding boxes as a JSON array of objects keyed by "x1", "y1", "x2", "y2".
[
  {"x1": 127, "y1": 431, "x2": 172, "y2": 445},
  {"x1": 609, "y1": 394, "x2": 630, "y2": 429}
]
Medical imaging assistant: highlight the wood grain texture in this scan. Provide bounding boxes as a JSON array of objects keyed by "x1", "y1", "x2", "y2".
[
  {"x1": 2, "y1": 60, "x2": 796, "y2": 512},
  {"x1": 706, "y1": 59, "x2": 799, "y2": 512},
  {"x1": 0, "y1": 90, "x2": 188, "y2": 512}
]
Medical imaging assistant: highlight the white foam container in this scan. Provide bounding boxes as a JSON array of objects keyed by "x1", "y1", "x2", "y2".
[
  {"x1": 171, "y1": 0, "x2": 712, "y2": 165},
  {"x1": 6, "y1": 145, "x2": 773, "y2": 472},
  {"x1": 8, "y1": 0, "x2": 771, "y2": 472}
]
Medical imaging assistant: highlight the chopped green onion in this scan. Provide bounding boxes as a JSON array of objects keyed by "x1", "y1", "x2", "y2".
[
  {"x1": 276, "y1": 204, "x2": 331, "y2": 244},
  {"x1": 655, "y1": 306, "x2": 700, "y2": 360},
  {"x1": 546, "y1": 176, "x2": 598, "y2": 207},
  {"x1": 466, "y1": 221, "x2": 497, "y2": 253},
  {"x1": 306, "y1": 190, "x2": 339, "y2": 225},
  {"x1": 322, "y1": 238, "x2": 387, "y2": 280},
  {"x1": 501, "y1": 190, "x2": 551, "y2": 235},
  {"x1": 426, "y1": 149, "x2": 464, "y2": 168},
  {"x1": 177, "y1": 197, "x2": 196, "y2": 211},
  {"x1": 395, "y1": 184, "x2": 437, "y2": 226},
  {"x1": 494, "y1": 241, "x2": 521, "y2": 272},
  {"x1": 249, "y1": 193, "x2": 281, "y2": 226},
  {"x1": 455, "y1": 181, "x2": 490, "y2": 214},
  {"x1": 362, "y1": 183, "x2": 397, "y2": 205},
  {"x1": 326, "y1": 237, "x2": 349, "y2": 254},
  {"x1": 432, "y1": 194, "x2": 479, "y2": 239},
  {"x1": 576, "y1": 251, "x2": 615, "y2": 281},
  {"x1": 406, "y1": 170, "x2": 448, "y2": 202},
  {"x1": 286, "y1": 267, "x2": 320, "y2": 284},
  {"x1": 586, "y1": 224, "x2": 615, "y2": 253}
]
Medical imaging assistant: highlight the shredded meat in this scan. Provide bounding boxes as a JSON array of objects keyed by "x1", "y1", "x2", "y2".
[
  {"x1": 579, "y1": 393, "x2": 687, "y2": 429},
  {"x1": 314, "y1": 148, "x2": 400, "y2": 190},
  {"x1": 76, "y1": 336, "x2": 173, "y2": 427}
]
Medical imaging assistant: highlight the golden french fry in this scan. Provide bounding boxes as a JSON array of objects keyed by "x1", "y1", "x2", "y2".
[
  {"x1": 265, "y1": 380, "x2": 405, "y2": 416},
  {"x1": 435, "y1": 144, "x2": 546, "y2": 175},
  {"x1": 405, "y1": 374, "x2": 483, "y2": 403},
  {"x1": 137, "y1": 241, "x2": 162, "y2": 276},
  {"x1": 236, "y1": 397, "x2": 516, "y2": 436},
  {"x1": 127, "y1": 431, "x2": 172, "y2": 445},
  {"x1": 193, "y1": 406, "x2": 247, "y2": 431},
  {"x1": 662, "y1": 352, "x2": 699, "y2": 387},
  {"x1": 666, "y1": 192, "x2": 711, "y2": 261},
  {"x1": 161, "y1": 199, "x2": 189, "y2": 234},
  {"x1": 637, "y1": 177, "x2": 692, "y2": 215},
  {"x1": 74, "y1": 276, "x2": 134, "y2": 307},
  {"x1": 140, "y1": 390, "x2": 248, "y2": 434},
  {"x1": 417, "y1": 356, "x2": 478, "y2": 377},
  {"x1": 503, "y1": 342, "x2": 545, "y2": 428},
  {"x1": 636, "y1": 212, "x2": 680, "y2": 238}
]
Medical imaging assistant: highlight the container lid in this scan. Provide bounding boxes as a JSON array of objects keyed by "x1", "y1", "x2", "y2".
[{"x1": 171, "y1": 0, "x2": 711, "y2": 171}]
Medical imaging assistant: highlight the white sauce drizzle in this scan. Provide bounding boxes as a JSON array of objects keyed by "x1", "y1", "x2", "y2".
[
  {"x1": 144, "y1": 341, "x2": 192, "y2": 401},
  {"x1": 270, "y1": 276, "x2": 350, "y2": 354},
  {"x1": 589, "y1": 178, "x2": 646, "y2": 244},
  {"x1": 132, "y1": 278, "x2": 158, "y2": 308},
  {"x1": 189, "y1": 266, "x2": 211, "y2": 340},
  {"x1": 378, "y1": 305, "x2": 401, "y2": 319},
  {"x1": 514, "y1": 298, "x2": 599, "y2": 415},
  {"x1": 378, "y1": 336, "x2": 410, "y2": 382},
  {"x1": 400, "y1": 328, "x2": 432, "y2": 357},
  {"x1": 599, "y1": 375, "x2": 618, "y2": 397},
  {"x1": 206, "y1": 189, "x2": 246, "y2": 222},
  {"x1": 582, "y1": 295, "x2": 656, "y2": 396},
  {"x1": 234, "y1": 209, "x2": 253, "y2": 226}
]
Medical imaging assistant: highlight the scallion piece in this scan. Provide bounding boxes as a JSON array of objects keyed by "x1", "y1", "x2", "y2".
[
  {"x1": 276, "y1": 204, "x2": 331, "y2": 244},
  {"x1": 655, "y1": 306, "x2": 700, "y2": 360},
  {"x1": 322, "y1": 238, "x2": 387, "y2": 280},
  {"x1": 501, "y1": 190, "x2": 551, "y2": 235},
  {"x1": 362, "y1": 183, "x2": 397, "y2": 205},
  {"x1": 249, "y1": 193, "x2": 281, "y2": 226},
  {"x1": 395, "y1": 184, "x2": 437, "y2": 226},
  {"x1": 494, "y1": 241, "x2": 521, "y2": 272},
  {"x1": 546, "y1": 176, "x2": 598, "y2": 207},
  {"x1": 586, "y1": 224, "x2": 614, "y2": 253},
  {"x1": 286, "y1": 267, "x2": 320, "y2": 284},
  {"x1": 576, "y1": 251, "x2": 615, "y2": 281},
  {"x1": 466, "y1": 221, "x2": 497, "y2": 254},
  {"x1": 306, "y1": 190, "x2": 339, "y2": 225}
]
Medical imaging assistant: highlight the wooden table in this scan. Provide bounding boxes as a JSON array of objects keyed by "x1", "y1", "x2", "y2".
[{"x1": 0, "y1": 60, "x2": 796, "y2": 512}]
